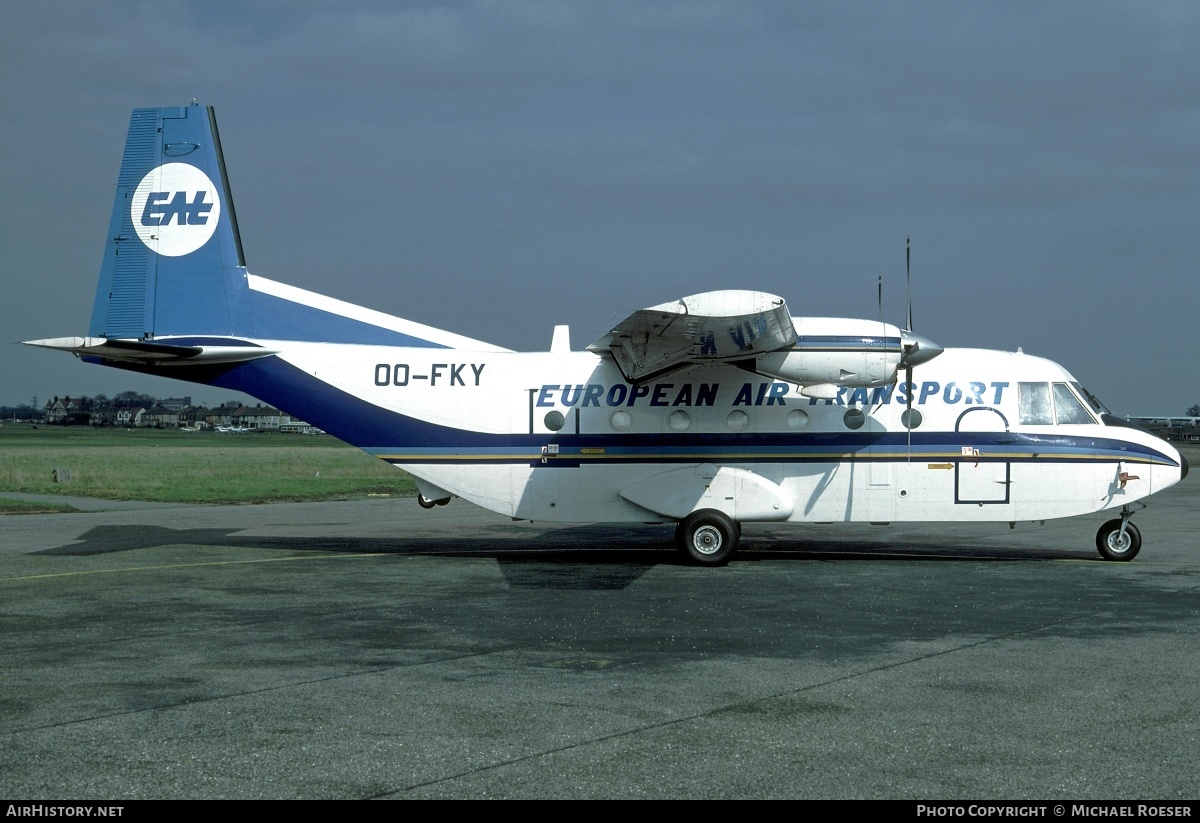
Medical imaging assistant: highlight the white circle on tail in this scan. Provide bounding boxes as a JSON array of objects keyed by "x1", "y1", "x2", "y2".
[{"x1": 130, "y1": 163, "x2": 221, "y2": 256}]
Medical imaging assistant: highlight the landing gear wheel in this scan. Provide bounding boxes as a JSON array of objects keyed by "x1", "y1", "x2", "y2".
[
  {"x1": 676, "y1": 510, "x2": 739, "y2": 566},
  {"x1": 417, "y1": 494, "x2": 437, "y2": 509},
  {"x1": 1096, "y1": 519, "x2": 1141, "y2": 562}
]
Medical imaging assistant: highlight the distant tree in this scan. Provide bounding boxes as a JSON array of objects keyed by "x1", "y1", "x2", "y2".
[
  {"x1": 1188, "y1": 404, "x2": 1200, "y2": 417},
  {"x1": 114, "y1": 390, "x2": 156, "y2": 406}
]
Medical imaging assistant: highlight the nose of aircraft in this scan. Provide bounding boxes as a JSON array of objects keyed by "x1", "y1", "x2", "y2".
[{"x1": 900, "y1": 331, "x2": 944, "y2": 367}]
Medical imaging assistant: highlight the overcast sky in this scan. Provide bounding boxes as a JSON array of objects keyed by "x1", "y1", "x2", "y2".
[{"x1": 2, "y1": 1, "x2": 1197, "y2": 414}]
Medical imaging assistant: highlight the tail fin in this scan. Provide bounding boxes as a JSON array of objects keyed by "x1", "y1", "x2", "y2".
[
  {"x1": 90, "y1": 104, "x2": 249, "y2": 340},
  {"x1": 82, "y1": 104, "x2": 506, "y2": 352}
]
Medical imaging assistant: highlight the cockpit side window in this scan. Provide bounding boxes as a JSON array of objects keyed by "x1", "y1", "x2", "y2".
[
  {"x1": 1052, "y1": 383, "x2": 1096, "y2": 424},
  {"x1": 1019, "y1": 383, "x2": 1053, "y2": 425}
]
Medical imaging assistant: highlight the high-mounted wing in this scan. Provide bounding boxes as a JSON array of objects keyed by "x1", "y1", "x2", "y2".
[{"x1": 588, "y1": 290, "x2": 796, "y2": 383}]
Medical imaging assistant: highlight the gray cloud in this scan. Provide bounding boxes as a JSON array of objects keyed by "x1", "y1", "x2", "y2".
[{"x1": 2, "y1": 1, "x2": 1197, "y2": 413}]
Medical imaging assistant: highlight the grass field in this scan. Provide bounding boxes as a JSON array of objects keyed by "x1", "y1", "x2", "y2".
[
  {"x1": 0, "y1": 423, "x2": 415, "y2": 505},
  {"x1": 0, "y1": 497, "x2": 80, "y2": 515}
]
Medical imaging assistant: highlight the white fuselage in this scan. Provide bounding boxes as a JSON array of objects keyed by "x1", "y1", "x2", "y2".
[{"x1": 253, "y1": 341, "x2": 1184, "y2": 527}]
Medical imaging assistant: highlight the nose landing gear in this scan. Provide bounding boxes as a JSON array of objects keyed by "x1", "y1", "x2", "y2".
[{"x1": 1096, "y1": 504, "x2": 1144, "y2": 561}]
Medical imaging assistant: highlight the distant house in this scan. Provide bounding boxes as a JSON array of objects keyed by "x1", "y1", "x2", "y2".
[
  {"x1": 204, "y1": 402, "x2": 241, "y2": 429},
  {"x1": 232, "y1": 405, "x2": 290, "y2": 430},
  {"x1": 177, "y1": 406, "x2": 206, "y2": 428},
  {"x1": 142, "y1": 404, "x2": 180, "y2": 429},
  {"x1": 114, "y1": 406, "x2": 146, "y2": 427},
  {"x1": 45, "y1": 396, "x2": 89, "y2": 426},
  {"x1": 44, "y1": 398, "x2": 67, "y2": 424},
  {"x1": 88, "y1": 405, "x2": 117, "y2": 427}
]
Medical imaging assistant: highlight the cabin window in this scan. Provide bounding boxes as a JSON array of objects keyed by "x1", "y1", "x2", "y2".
[
  {"x1": 668, "y1": 409, "x2": 691, "y2": 431},
  {"x1": 901, "y1": 408, "x2": 923, "y2": 430},
  {"x1": 544, "y1": 410, "x2": 565, "y2": 432},
  {"x1": 842, "y1": 408, "x2": 866, "y2": 430},
  {"x1": 1052, "y1": 383, "x2": 1095, "y2": 425},
  {"x1": 609, "y1": 410, "x2": 632, "y2": 431},
  {"x1": 1018, "y1": 383, "x2": 1053, "y2": 425},
  {"x1": 726, "y1": 409, "x2": 749, "y2": 431},
  {"x1": 787, "y1": 409, "x2": 809, "y2": 430}
]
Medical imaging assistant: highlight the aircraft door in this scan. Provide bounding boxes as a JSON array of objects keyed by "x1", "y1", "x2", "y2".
[
  {"x1": 857, "y1": 410, "x2": 895, "y2": 521},
  {"x1": 954, "y1": 407, "x2": 1011, "y2": 505}
]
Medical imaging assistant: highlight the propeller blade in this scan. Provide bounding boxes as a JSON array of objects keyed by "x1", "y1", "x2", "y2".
[
  {"x1": 906, "y1": 363, "x2": 913, "y2": 462},
  {"x1": 905, "y1": 237, "x2": 913, "y2": 331}
]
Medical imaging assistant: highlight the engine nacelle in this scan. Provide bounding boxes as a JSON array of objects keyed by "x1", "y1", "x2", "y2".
[{"x1": 752, "y1": 318, "x2": 904, "y2": 388}]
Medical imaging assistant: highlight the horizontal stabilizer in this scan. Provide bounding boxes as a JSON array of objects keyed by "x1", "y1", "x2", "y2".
[{"x1": 23, "y1": 336, "x2": 278, "y2": 366}]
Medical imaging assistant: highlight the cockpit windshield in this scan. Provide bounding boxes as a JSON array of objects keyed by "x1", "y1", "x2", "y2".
[
  {"x1": 1018, "y1": 381, "x2": 1099, "y2": 425},
  {"x1": 1072, "y1": 381, "x2": 1145, "y2": 430},
  {"x1": 1072, "y1": 382, "x2": 1111, "y2": 416}
]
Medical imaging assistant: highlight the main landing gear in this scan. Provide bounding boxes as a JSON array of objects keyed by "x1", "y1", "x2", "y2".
[
  {"x1": 675, "y1": 509, "x2": 740, "y2": 566},
  {"x1": 669, "y1": 505, "x2": 1150, "y2": 565},
  {"x1": 1096, "y1": 504, "x2": 1143, "y2": 561}
]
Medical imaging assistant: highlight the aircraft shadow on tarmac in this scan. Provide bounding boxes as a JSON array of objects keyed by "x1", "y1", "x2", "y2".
[{"x1": 38, "y1": 522, "x2": 1088, "y2": 565}]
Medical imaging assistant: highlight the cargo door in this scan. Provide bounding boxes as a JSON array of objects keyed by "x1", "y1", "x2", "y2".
[{"x1": 955, "y1": 407, "x2": 1011, "y2": 505}]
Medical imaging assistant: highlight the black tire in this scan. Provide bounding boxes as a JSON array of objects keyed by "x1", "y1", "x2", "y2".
[
  {"x1": 677, "y1": 509, "x2": 739, "y2": 566},
  {"x1": 1096, "y1": 519, "x2": 1141, "y2": 561},
  {"x1": 417, "y1": 494, "x2": 437, "y2": 509}
]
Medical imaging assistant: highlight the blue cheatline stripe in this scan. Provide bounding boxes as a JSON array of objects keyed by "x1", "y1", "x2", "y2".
[
  {"x1": 231, "y1": 359, "x2": 1180, "y2": 467},
  {"x1": 98, "y1": 355, "x2": 1179, "y2": 470},
  {"x1": 791, "y1": 336, "x2": 902, "y2": 353},
  {"x1": 372, "y1": 446, "x2": 1176, "y2": 467}
]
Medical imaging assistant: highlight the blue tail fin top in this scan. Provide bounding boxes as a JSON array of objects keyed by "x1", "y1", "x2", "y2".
[
  {"x1": 89, "y1": 104, "x2": 248, "y2": 339},
  {"x1": 85, "y1": 104, "x2": 506, "y2": 352}
]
